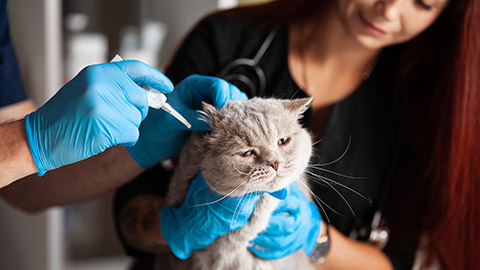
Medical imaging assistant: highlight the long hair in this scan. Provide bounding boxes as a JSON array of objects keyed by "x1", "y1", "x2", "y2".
[
  {"x1": 222, "y1": 0, "x2": 480, "y2": 268},
  {"x1": 384, "y1": 0, "x2": 480, "y2": 268}
]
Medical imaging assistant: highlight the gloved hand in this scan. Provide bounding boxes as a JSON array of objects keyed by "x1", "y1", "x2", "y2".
[
  {"x1": 24, "y1": 60, "x2": 173, "y2": 176},
  {"x1": 161, "y1": 172, "x2": 263, "y2": 260},
  {"x1": 127, "y1": 74, "x2": 248, "y2": 169},
  {"x1": 248, "y1": 181, "x2": 322, "y2": 259}
]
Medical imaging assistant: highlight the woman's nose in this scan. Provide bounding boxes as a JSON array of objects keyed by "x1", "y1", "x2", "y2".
[{"x1": 375, "y1": 0, "x2": 402, "y2": 21}]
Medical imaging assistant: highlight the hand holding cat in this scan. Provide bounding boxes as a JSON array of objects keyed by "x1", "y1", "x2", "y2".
[
  {"x1": 248, "y1": 181, "x2": 322, "y2": 259},
  {"x1": 161, "y1": 172, "x2": 263, "y2": 260},
  {"x1": 127, "y1": 74, "x2": 248, "y2": 168},
  {"x1": 25, "y1": 60, "x2": 172, "y2": 176}
]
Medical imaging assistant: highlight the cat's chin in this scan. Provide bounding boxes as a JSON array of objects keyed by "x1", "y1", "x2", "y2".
[
  {"x1": 261, "y1": 175, "x2": 296, "y2": 193},
  {"x1": 213, "y1": 176, "x2": 286, "y2": 197}
]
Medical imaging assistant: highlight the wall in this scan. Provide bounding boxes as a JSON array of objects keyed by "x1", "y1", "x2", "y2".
[{"x1": 0, "y1": 1, "x2": 63, "y2": 270}]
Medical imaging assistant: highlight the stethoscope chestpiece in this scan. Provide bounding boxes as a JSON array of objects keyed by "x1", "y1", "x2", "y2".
[{"x1": 367, "y1": 210, "x2": 389, "y2": 249}]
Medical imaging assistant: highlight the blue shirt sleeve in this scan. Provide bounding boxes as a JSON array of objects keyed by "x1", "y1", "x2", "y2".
[{"x1": 0, "y1": 0, "x2": 28, "y2": 107}]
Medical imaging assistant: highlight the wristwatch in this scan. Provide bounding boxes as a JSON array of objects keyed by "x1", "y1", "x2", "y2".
[{"x1": 309, "y1": 223, "x2": 331, "y2": 264}]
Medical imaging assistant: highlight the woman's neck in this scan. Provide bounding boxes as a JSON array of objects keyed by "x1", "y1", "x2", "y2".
[
  {"x1": 288, "y1": 3, "x2": 381, "y2": 108},
  {"x1": 303, "y1": 4, "x2": 379, "y2": 74}
]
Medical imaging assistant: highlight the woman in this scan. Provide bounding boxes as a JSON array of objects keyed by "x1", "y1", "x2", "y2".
[{"x1": 114, "y1": 0, "x2": 480, "y2": 269}]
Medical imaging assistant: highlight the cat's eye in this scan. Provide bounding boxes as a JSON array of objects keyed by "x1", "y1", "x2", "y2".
[
  {"x1": 278, "y1": 137, "x2": 291, "y2": 146},
  {"x1": 241, "y1": 150, "x2": 256, "y2": 157}
]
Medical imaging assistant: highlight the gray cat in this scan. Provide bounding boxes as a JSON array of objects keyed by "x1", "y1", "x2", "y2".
[{"x1": 158, "y1": 97, "x2": 316, "y2": 270}]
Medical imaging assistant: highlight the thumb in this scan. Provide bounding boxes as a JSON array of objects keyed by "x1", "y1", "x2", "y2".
[{"x1": 115, "y1": 60, "x2": 174, "y2": 94}]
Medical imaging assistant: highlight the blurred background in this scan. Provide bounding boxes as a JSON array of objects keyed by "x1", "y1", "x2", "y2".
[{"x1": 0, "y1": 0, "x2": 270, "y2": 269}]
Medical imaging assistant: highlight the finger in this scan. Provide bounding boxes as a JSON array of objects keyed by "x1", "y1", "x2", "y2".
[
  {"x1": 264, "y1": 213, "x2": 298, "y2": 234},
  {"x1": 252, "y1": 229, "x2": 300, "y2": 251},
  {"x1": 184, "y1": 75, "x2": 246, "y2": 109},
  {"x1": 248, "y1": 243, "x2": 301, "y2": 260},
  {"x1": 251, "y1": 233, "x2": 284, "y2": 250},
  {"x1": 212, "y1": 79, "x2": 247, "y2": 108},
  {"x1": 115, "y1": 60, "x2": 174, "y2": 94},
  {"x1": 115, "y1": 121, "x2": 140, "y2": 147},
  {"x1": 187, "y1": 75, "x2": 227, "y2": 109},
  {"x1": 93, "y1": 104, "x2": 142, "y2": 147},
  {"x1": 87, "y1": 63, "x2": 150, "y2": 120},
  {"x1": 288, "y1": 181, "x2": 307, "y2": 200},
  {"x1": 228, "y1": 83, "x2": 248, "y2": 102},
  {"x1": 187, "y1": 173, "x2": 212, "y2": 204},
  {"x1": 273, "y1": 197, "x2": 301, "y2": 214}
]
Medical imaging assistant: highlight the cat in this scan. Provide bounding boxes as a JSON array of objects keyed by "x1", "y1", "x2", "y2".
[{"x1": 159, "y1": 97, "x2": 316, "y2": 270}]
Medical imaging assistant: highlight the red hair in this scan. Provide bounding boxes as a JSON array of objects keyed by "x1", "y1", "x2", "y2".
[
  {"x1": 386, "y1": 0, "x2": 480, "y2": 268},
  {"x1": 221, "y1": 0, "x2": 480, "y2": 268},
  {"x1": 433, "y1": 0, "x2": 480, "y2": 268}
]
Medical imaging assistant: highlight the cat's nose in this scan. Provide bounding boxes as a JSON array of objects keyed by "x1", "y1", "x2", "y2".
[{"x1": 269, "y1": 160, "x2": 279, "y2": 171}]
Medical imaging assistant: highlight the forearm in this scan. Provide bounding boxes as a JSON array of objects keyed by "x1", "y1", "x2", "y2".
[
  {"x1": 314, "y1": 222, "x2": 393, "y2": 270},
  {"x1": 0, "y1": 146, "x2": 144, "y2": 212},
  {"x1": 0, "y1": 119, "x2": 38, "y2": 188},
  {"x1": 119, "y1": 195, "x2": 169, "y2": 254}
]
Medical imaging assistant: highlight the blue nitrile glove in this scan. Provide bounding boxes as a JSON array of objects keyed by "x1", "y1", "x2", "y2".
[
  {"x1": 160, "y1": 172, "x2": 288, "y2": 260},
  {"x1": 248, "y1": 181, "x2": 322, "y2": 259},
  {"x1": 127, "y1": 74, "x2": 248, "y2": 168},
  {"x1": 24, "y1": 60, "x2": 173, "y2": 176},
  {"x1": 161, "y1": 172, "x2": 261, "y2": 259}
]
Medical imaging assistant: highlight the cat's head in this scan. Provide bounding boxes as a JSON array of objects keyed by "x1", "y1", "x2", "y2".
[{"x1": 200, "y1": 97, "x2": 313, "y2": 197}]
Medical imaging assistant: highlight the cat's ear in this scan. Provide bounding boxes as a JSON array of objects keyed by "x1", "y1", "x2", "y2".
[
  {"x1": 282, "y1": 97, "x2": 313, "y2": 116},
  {"x1": 200, "y1": 101, "x2": 219, "y2": 126}
]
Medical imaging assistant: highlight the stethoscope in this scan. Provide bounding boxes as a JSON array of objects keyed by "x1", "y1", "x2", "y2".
[
  {"x1": 219, "y1": 28, "x2": 279, "y2": 97},
  {"x1": 218, "y1": 27, "x2": 390, "y2": 250}
]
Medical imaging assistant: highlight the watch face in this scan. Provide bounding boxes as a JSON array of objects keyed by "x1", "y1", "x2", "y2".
[{"x1": 309, "y1": 238, "x2": 331, "y2": 264}]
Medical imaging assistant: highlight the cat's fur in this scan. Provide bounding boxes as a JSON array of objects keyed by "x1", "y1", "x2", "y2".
[{"x1": 159, "y1": 97, "x2": 315, "y2": 270}]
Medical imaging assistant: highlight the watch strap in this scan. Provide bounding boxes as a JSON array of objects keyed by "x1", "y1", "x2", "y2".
[{"x1": 309, "y1": 223, "x2": 331, "y2": 264}]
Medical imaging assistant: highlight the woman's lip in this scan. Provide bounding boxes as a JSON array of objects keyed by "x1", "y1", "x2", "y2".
[{"x1": 358, "y1": 12, "x2": 386, "y2": 35}]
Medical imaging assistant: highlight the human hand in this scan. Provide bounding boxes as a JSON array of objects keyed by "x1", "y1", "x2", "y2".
[
  {"x1": 24, "y1": 60, "x2": 173, "y2": 176},
  {"x1": 160, "y1": 172, "x2": 262, "y2": 259},
  {"x1": 249, "y1": 181, "x2": 322, "y2": 259},
  {"x1": 127, "y1": 74, "x2": 248, "y2": 168}
]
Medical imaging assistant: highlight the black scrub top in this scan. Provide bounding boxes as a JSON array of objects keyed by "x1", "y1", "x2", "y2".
[
  {"x1": 0, "y1": 0, "x2": 27, "y2": 107},
  {"x1": 114, "y1": 12, "x2": 415, "y2": 269}
]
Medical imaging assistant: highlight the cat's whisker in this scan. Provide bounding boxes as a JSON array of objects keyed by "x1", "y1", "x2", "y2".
[
  {"x1": 190, "y1": 181, "x2": 248, "y2": 207},
  {"x1": 312, "y1": 138, "x2": 324, "y2": 146},
  {"x1": 230, "y1": 189, "x2": 249, "y2": 230},
  {"x1": 230, "y1": 180, "x2": 255, "y2": 229},
  {"x1": 302, "y1": 179, "x2": 345, "y2": 216},
  {"x1": 231, "y1": 185, "x2": 258, "y2": 230},
  {"x1": 309, "y1": 152, "x2": 329, "y2": 165},
  {"x1": 297, "y1": 181, "x2": 335, "y2": 223},
  {"x1": 305, "y1": 171, "x2": 330, "y2": 187},
  {"x1": 314, "y1": 135, "x2": 352, "y2": 166},
  {"x1": 305, "y1": 169, "x2": 371, "y2": 205},
  {"x1": 289, "y1": 88, "x2": 302, "y2": 100},
  {"x1": 318, "y1": 177, "x2": 357, "y2": 218},
  {"x1": 318, "y1": 176, "x2": 372, "y2": 205},
  {"x1": 232, "y1": 160, "x2": 251, "y2": 175},
  {"x1": 234, "y1": 161, "x2": 254, "y2": 167},
  {"x1": 307, "y1": 165, "x2": 369, "y2": 180}
]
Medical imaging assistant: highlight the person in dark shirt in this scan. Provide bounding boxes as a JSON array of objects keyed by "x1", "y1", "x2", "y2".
[{"x1": 114, "y1": 0, "x2": 480, "y2": 269}]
